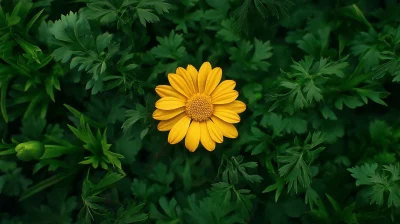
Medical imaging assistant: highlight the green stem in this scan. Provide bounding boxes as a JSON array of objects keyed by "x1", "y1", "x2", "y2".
[
  {"x1": 19, "y1": 167, "x2": 81, "y2": 201},
  {"x1": 214, "y1": 154, "x2": 229, "y2": 182}
]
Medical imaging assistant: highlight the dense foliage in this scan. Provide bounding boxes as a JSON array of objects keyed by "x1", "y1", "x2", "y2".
[{"x1": 1, "y1": 0, "x2": 400, "y2": 223}]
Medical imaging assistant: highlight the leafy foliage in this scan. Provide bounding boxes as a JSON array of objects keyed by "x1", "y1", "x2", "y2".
[
  {"x1": 277, "y1": 132, "x2": 325, "y2": 194},
  {"x1": 81, "y1": 0, "x2": 171, "y2": 27},
  {"x1": 1, "y1": 0, "x2": 400, "y2": 223},
  {"x1": 348, "y1": 163, "x2": 400, "y2": 208},
  {"x1": 68, "y1": 115, "x2": 125, "y2": 171}
]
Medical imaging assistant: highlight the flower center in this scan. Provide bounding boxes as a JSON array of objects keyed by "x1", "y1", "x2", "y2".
[{"x1": 186, "y1": 94, "x2": 213, "y2": 121}]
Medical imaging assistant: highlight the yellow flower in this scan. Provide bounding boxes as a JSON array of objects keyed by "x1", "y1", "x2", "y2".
[{"x1": 153, "y1": 62, "x2": 246, "y2": 152}]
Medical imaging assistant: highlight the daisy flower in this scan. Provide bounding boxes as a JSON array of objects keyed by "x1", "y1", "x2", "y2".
[{"x1": 152, "y1": 62, "x2": 246, "y2": 152}]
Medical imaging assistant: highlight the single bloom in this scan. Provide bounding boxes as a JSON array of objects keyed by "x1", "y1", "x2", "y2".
[{"x1": 152, "y1": 62, "x2": 246, "y2": 152}]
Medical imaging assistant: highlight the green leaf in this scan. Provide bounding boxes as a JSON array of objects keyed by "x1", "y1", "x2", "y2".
[
  {"x1": 303, "y1": 80, "x2": 323, "y2": 102},
  {"x1": 122, "y1": 107, "x2": 147, "y2": 134},
  {"x1": 263, "y1": 179, "x2": 285, "y2": 202},
  {"x1": 278, "y1": 148, "x2": 312, "y2": 193},
  {"x1": 140, "y1": 127, "x2": 149, "y2": 140},
  {"x1": 222, "y1": 156, "x2": 264, "y2": 184},
  {"x1": 348, "y1": 163, "x2": 400, "y2": 208},
  {"x1": 242, "y1": 83, "x2": 262, "y2": 106},
  {"x1": 50, "y1": 11, "x2": 78, "y2": 42},
  {"x1": 41, "y1": 145, "x2": 80, "y2": 159},
  {"x1": 297, "y1": 32, "x2": 323, "y2": 57},
  {"x1": 148, "y1": 163, "x2": 174, "y2": 186},
  {"x1": 209, "y1": 182, "x2": 233, "y2": 206},
  {"x1": 52, "y1": 46, "x2": 73, "y2": 63},
  {"x1": 251, "y1": 141, "x2": 266, "y2": 155},
  {"x1": 305, "y1": 187, "x2": 320, "y2": 210},
  {"x1": 341, "y1": 4, "x2": 373, "y2": 29},
  {"x1": 182, "y1": 159, "x2": 192, "y2": 192},
  {"x1": 149, "y1": 197, "x2": 182, "y2": 222},
  {"x1": 13, "y1": 36, "x2": 42, "y2": 64},
  {"x1": 150, "y1": 30, "x2": 185, "y2": 60},
  {"x1": 318, "y1": 56, "x2": 349, "y2": 78},
  {"x1": 353, "y1": 45, "x2": 381, "y2": 72},
  {"x1": 118, "y1": 202, "x2": 149, "y2": 223},
  {"x1": 0, "y1": 76, "x2": 11, "y2": 123},
  {"x1": 373, "y1": 57, "x2": 400, "y2": 80},
  {"x1": 87, "y1": 172, "x2": 125, "y2": 196},
  {"x1": 137, "y1": 8, "x2": 159, "y2": 27},
  {"x1": 251, "y1": 0, "x2": 293, "y2": 19},
  {"x1": 216, "y1": 19, "x2": 241, "y2": 42},
  {"x1": 254, "y1": 0, "x2": 268, "y2": 18},
  {"x1": 251, "y1": 39, "x2": 273, "y2": 69},
  {"x1": 0, "y1": 166, "x2": 32, "y2": 197},
  {"x1": 131, "y1": 179, "x2": 171, "y2": 201},
  {"x1": 25, "y1": 8, "x2": 44, "y2": 35},
  {"x1": 320, "y1": 106, "x2": 337, "y2": 120},
  {"x1": 96, "y1": 32, "x2": 113, "y2": 53},
  {"x1": 355, "y1": 88, "x2": 388, "y2": 106},
  {"x1": 64, "y1": 104, "x2": 102, "y2": 127},
  {"x1": 6, "y1": 14, "x2": 21, "y2": 26}
]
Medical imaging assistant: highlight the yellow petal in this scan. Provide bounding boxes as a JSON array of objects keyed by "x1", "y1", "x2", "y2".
[
  {"x1": 211, "y1": 116, "x2": 238, "y2": 138},
  {"x1": 155, "y1": 85, "x2": 187, "y2": 100},
  {"x1": 211, "y1": 80, "x2": 236, "y2": 98},
  {"x1": 212, "y1": 90, "x2": 239, "y2": 105},
  {"x1": 197, "y1": 62, "x2": 212, "y2": 93},
  {"x1": 168, "y1": 116, "x2": 191, "y2": 144},
  {"x1": 157, "y1": 113, "x2": 186, "y2": 131},
  {"x1": 187, "y1": 64, "x2": 198, "y2": 91},
  {"x1": 200, "y1": 122, "x2": 215, "y2": 151},
  {"x1": 155, "y1": 97, "x2": 186, "y2": 110},
  {"x1": 214, "y1": 100, "x2": 246, "y2": 114},
  {"x1": 185, "y1": 121, "x2": 200, "y2": 152},
  {"x1": 176, "y1": 67, "x2": 196, "y2": 94},
  {"x1": 213, "y1": 109, "x2": 240, "y2": 123},
  {"x1": 204, "y1": 67, "x2": 222, "y2": 95},
  {"x1": 168, "y1": 74, "x2": 192, "y2": 98},
  {"x1": 206, "y1": 120, "x2": 223, "y2": 143},
  {"x1": 152, "y1": 108, "x2": 185, "y2": 120}
]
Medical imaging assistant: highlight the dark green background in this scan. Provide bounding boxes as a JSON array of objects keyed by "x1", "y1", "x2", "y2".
[{"x1": 0, "y1": 0, "x2": 400, "y2": 223}]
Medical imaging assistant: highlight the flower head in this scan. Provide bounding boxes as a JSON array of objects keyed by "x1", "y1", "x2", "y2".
[{"x1": 153, "y1": 62, "x2": 246, "y2": 152}]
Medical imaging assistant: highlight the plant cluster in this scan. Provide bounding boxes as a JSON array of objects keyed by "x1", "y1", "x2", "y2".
[{"x1": 1, "y1": 0, "x2": 400, "y2": 223}]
